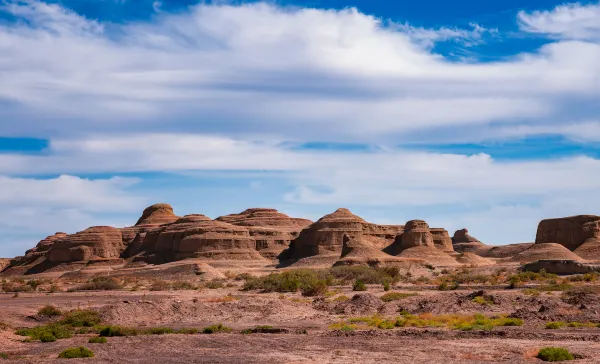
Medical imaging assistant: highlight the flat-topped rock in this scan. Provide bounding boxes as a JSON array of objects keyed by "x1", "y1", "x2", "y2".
[
  {"x1": 430, "y1": 228, "x2": 454, "y2": 252},
  {"x1": 137, "y1": 215, "x2": 264, "y2": 264},
  {"x1": 216, "y1": 208, "x2": 312, "y2": 259},
  {"x1": 46, "y1": 226, "x2": 125, "y2": 263},
  {"x1": 536, "y1": 215, "x2": 600, "y2": 260},
  {"x1": 401, "y1": 220, "x2": 434, "y2": 249}
]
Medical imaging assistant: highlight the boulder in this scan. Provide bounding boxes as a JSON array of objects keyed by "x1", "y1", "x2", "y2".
[
  {"x1": 216, "y1": 208, "x2": 312, "y2": 259},
  {"x1": 46, "y1": 226, "x2": 124, "y2": 263},
  {"x1": 137, "y1": 214, "x2": 265, "y2": 263}
]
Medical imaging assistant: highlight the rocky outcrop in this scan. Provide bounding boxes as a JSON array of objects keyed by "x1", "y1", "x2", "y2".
[
  {"x1": 452, "y1": 229, "x2": 490, "y2": 255},
  {"x1": 401, "y1": 220, "x2": 434, "y2": 249},
  {"x1": 398, "y1": 246, "x2": 461, "y2": 267},
  {"x1": 523, "y1": 260, "x2": 600, "y2": 274},
  {"x1": 535, "y1": 215, "x2": 600, "y2": 260},
  {"x1": 456, "y1": 252, "x2": 494, "y2": 266},
  {"x1": 512, "y1": 243, "x2": 584, "y2": 264},
  {"x1": 216, "y1": 208, "x2": 312, "y2": 259},
  {"x1": 0, "y1": 258, "x2": 11, "y2": 272},
  {"x1": 136, "y1": 214, "x2": 265, "y2": 264},
  {"x1": 46, "y1": 227, "x2": 124, "y2": 263},
  {"x1": 484, "y1": 243, "x2": 534, "y2": 258},
  {"x1": 288, "y1": 208, "x2": 404, "y2": 265},
  {"x1": 430, "y1": 228, "x2": 454, "y2": 252},
  {"x1": 135, "y1": 203, "x2": 179, "y2": 226}
]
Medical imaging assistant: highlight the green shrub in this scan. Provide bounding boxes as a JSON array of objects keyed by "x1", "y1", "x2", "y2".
[
  {"x1": 329, "y1": 266, "x2": 401, "y2": 285},
  {"x1": 380, "y1": 292, "x2": 417, "y2": 302},
  {"x1": 472, "y1": 296, "x2": 494, "y2": 305},
  {"x1": 382, "y1": 281, "x2": 391, "y2": 291},
  {"x1": 0, "y1": 352, "x2": 8, "y2": 359},
  {"x1": 300, "y1": 280, "x2": 328, "y2": 297},
  {"x1": 176, "y1": 328, "x2": 199, "y2": 334},
  {"x1": 16, "y1": 323, "x2": 72, "y2": 340},
  {"x1": 40, "y1": 333, "x2": 57, "y2": 342},
  {"x1": 60, "y1": 310, "x2": 101, "y2": 327},
  {"x1": 58, "y1": 347, "x2": 94, "y2": 359},
  {"x1": 38, "y1": 305, "x2": 62, "y2": 317},
  {"x1": 243, "y1": 269, "x2": 334, "y2": 293},
  {"x1": 75, "y1": 277, "x2": 122, "y2": 291},
  {"x1": 537, "y1": 347, "x2": 574, "y2": 361},
  {"x1": 352, "y1": 280, "x2": 366, "y2": 291},
  {"x1": 88, "y1": 336, "x2": 107, "y2": 343},
  {"x1": 328, "y1": 322, "x2": 356, "y2": 332},
  {"x1": 99, "y1": 326, "x2": 138, "y2": 337},
  {"x1": 202, "y1": 324, "x2": 232, "y2": 334},
  {"x1": 546, "y1": 322, "x2": 566, "y2": 330}
]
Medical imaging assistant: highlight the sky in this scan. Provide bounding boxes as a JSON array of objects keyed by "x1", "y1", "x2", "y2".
[{"x1": 1, "y1": 0, "x2": 600, "y2": 257}]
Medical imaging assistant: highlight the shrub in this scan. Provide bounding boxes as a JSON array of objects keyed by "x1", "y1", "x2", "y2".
[
  {"x1": 40, "y1": 333, "x2": 57, "y2": 342},
  {"x1": 75, "y1": 277, "x2": 122, "y2": 291},
  {"x1": 60, "y1": 310, "x2": 101, "y2": 327},
  {"x1": 328, "y1": 322, "x2": 356, "y2": 332},
  {"x1": 352, "y1": 280, "x2": 366, "y2": 291},
  {"x1": 382, "y1": 281, "x2": 391, "y2": 291},
  {"x1": 205, "y1": 279, "x2": 226, "y2": 289},
  {"x1": 16, "y1": 323, "x2": 72, "y2": 340},
  {"x1": 300, "y1": 280, "x2": 328, "y2": 297},
  {"x1": 99, "y1": 326, "x2": 138, "y2": 337},
  {"x1": 58, "y1": 347, "x2": 94, "y2": 359},
  {"x1": 0, "y1": 353, "x2": 8, "y2": 359},
  {"x1": 202, "y1": 324, "x2": 232, "y2": 334},
  {"x1": 380, "y1": 292, "x2": 417, "y2": 302},
  {"x1": 332, "y1": 295, "x2": 350, "y2": 302},
  {"x1": 537, "y1": 347, "x2": 574, "y2": 362},
  {"x1": 329, "y1": 266, "x2": 401, "y2": 285},
  {"x1": 176, "y1": 328, "x2": 199, "y2": 334},
  {"x1": 146, "y1": 327, "x2": 174, "y2": 335},
  {"x1": 472, "y1": 296, "x2": 494, "y2": 305},
  {"x1": 38, "y1": 305, "x2": 61, "y2": 317},
  {"x1": 243, "y1": 269, "x2": 334, "y2": 293},
  {"x1": 88, "y1": 337, "x2": 107, "y2": 343},
  {"x1": 546, "y1": 322, "x2": 566, "y2": 330}
]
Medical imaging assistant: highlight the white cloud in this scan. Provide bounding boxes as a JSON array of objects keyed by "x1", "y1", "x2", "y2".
[
  {"x1": 0, "y1": 1, "x2": 598, "y2": 143},
  {"x1": 518, "y1": 2, "x2": 600, "y2": 41}
]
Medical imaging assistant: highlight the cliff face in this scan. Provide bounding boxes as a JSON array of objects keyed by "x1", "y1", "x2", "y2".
[
  {"x1": 536, "y1": 216, "x2": 600, "y2": 259},
  {"x1": 46, "y1": 226, "x2": 124, "y2": 263}
]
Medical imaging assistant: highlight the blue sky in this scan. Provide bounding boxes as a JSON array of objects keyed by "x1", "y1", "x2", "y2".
[{"x1": 1, "y1": 0, "x2": 600, "y2": 257}]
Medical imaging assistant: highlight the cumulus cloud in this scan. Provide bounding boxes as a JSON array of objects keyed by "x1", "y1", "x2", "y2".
[{"x1": 518, "y1": 2, "x2": 600, "y2": 41}]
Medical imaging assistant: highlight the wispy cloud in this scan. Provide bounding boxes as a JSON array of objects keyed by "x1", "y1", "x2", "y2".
[{"x1": 518, "y1": 1, "x2": 600, "y2": 41}]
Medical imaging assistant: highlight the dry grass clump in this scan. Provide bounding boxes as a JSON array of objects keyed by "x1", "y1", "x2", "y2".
[
  {"x1": 546, "y1": 321, "x2": 599, "y2": 329},
  {"x1": 58, "y1": 347, "x2": 94, "y2": 359},
  {"x1": 537, "y1": 347, "x2": 574, "y2": 362},
  {"x1": 149, "y1": 280, "x2": 198, "y2": 291},
  {"x1": 72, "y1": 277, "x2": 123, "y2": 291},
  {"x1": 380, "y1": 292, "x2": 418, "y2": 302},
  {"x1": 332, "y1": 313, "x2": 522, "y2": 331},
  {"x1": 38, "y1": 305, "x2": 62, "y2": 317},
  {"x1": 329, "y1": 266, "x2": 402, "y2": 285},
  {"x1": 88, "y1": 336, "x2": 107, "y2": 343},
  {"x1": 472, "y1": 296, "x2": 494, "y2": 305},
  {"x1": 242, "y1": 269, "x2": 334, "y2": 296},
  {"x1": 202, "y1": 324, "x2": 232, "y2": 334}
]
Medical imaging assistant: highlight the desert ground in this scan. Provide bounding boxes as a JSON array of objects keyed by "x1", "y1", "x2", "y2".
[{"x1": 3, "y1": 265, "x2": 600, "y2": 363}]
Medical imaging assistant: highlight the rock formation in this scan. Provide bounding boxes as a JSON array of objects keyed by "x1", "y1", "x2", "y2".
[
  {"x1": 216, "y1": 208, "x2": 312, "y2": 259},
  {"x1": 0, "y1": 258, "x2": 10, "y2": 272},
  {"x1": 484, "y1": 243, "x2": 534, "y2": 258},
  {"x1": 135, "y1": 203, "x2": 180, "y2": 226},
  {"x1": 46, "y1": 226, "x2": 124, "y2": 263},
  {"x1": 523, "y1": 260, "x2": 600, "y2": 274},
  {"x1": 512, "y1": 243, "x2": 584, "y2": 264},
  {"x1": 452, "y1": 229, "x2": 489, "y2": 255},
  {"x1": 430, "y1": 228, "x2": 454, "y2": 252},
  {"x1": 288, "y1": 208, "x2": 405, "y2": 267},
  {"x1": 398, "y1": 246, "x2": 461, "y2": 267},
  {"x1": 401, "y1": 220, "x2": 434, "y2": 249},
  {"x1": 455, "y1": 252, "x2": 494, "y2": 266},
  {"x1": 136, "y1": 214, "x2": 265, "y2": 264},
  {"x1": 535, "y1": 215, "x2": 600, "y2": 260}
]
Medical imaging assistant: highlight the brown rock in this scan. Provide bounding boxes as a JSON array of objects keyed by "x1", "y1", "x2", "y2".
[
  {"x1": 430, "y1": 228, "x2": 454, "y2": 252},
  {"x1": 216, "y1": 208, "x2": 312, "y2": 259},
  {"x1": 398, "y1": 246, "x2": 461, "y2": 267},
  {"x1": 401, "y1": 220, "x2": 434, "y2": 250},
  {"x1": 484, "y1": 243, "x2": 534, "y2": 258},
  {"x1": 535, "y1": 215, "x2": 600, "y2": 252},
  {"x1": 135, "y1": 203, "x2": 179, "y2": 227},
  {"x1": 46, "y1": 226, "x2": 124, "y2": 263},
  {"x1": 0, "y1": 258, "x2": 11, "y2": 272},
  {"x1": 137, "y1": 214, "x2": 265, "y2": 263},
  {"x1": 452, "y1": 229, "x2": 490, "y2": 255},
  {"x1": 455, "y1": 252, "x2": 494, "y2": 267},
  {"x1": 513, "y1": 243, "x2": 585, "y2": 264}
]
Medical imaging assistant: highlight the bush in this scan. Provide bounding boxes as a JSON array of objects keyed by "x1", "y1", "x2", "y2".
[
  {"x1": 546, "y1": 322, "x2": 566, "y2": 330},
  {"x1": 328, "y1": 322, "x2": 357, "y2": 332},
  {"x1": 202, "y1": 324, "x2": 232, "y2": 334},
  {"x1": 243, "y1": 269, "x2": 334, "y2": 293},
  {"x1": 40, "y1": 333, "x2": 57, "y2": 342},
  {"x1": 99, "y1": 326, "x2": 138, "y2": 337},
  {"x1": 88, "y1": 336, "x2": 107, "y2": 343},
  {"x1": 380, "y1": 292, "x2": 417, "y2": 302},
  {"x1": 537, "y1": 347, "x2": 574, "y2": 362},
  {"x1": 38, "y1": 305, "x2": 61, "y2": 317},
  {"x1": 58, "y1": 347, "x2": 94, "y2": 359},
  {"x1": 300, "y1": 280, "x2": 328, "y2": 297},
  {"x1": 352, "y1": 280, "x2": 366, "y2": 291},
  {"x1": 382, "y1": 281, "x2": 391, "y2": 291},
  {"x1": 146, "y1": 327, "x2": 174, "y2": 335},
  {"x1": 472, "y1": 296, "x2": 494, "y2": 305},
  {"x1": 329, "y1": 266, "x2": 401, "y2": 285},
  {"x1": 176, "y1": 328, "x2": 199, "y2": 334},
  {"x1": 75, "y1": 277, "x2": 122, "y2": 291},
  {"x1": 16, "y1": 323, "x2": 72, "y2": 340},
  {"x1": 205, "y1": 279, "x2": 226, "y2": 289},
  {"x1": 60, "y1": 310, "x2": 101, "y2": 327}
]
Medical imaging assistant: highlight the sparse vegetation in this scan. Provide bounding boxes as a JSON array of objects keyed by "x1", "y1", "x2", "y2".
[
  {"x1": 38, "y1": 305, "x2": 61, "y2": 317},
  {"x1": 88, "y1": 337, "x2": 107, "y2": 343},
  {"x1": 176, "y1": 328, "x2": 199, "y2": 334},
  {"x1": 472, "y1": 296, "x2": 494, "y2": 305},
  {"x1": 146, "y1": 327, "x2": 174, "y2": 335},
  {"x1": 352, "y1": 279, "x2": 366, "y2": 291},
  {"x1": 242, "y1": 269, "x2": 334, "y2": 294},
  {"x1": 73, "y1": 277, "x2": 123, "y2": 291},
  {"x1": 58, "y1": 347, "x2": 94, "y2": 359},
  {"x1": 537, "y1": 347, "x2": 574, "y2": 362},
  {"x1": 328, "y1": 322, "x2": 357, "y2": 332},
  {"x1": 60, "y1": 310, "x2": 102, "y2": 327},
  {"x1": 202, "y1": 324, "x2": 232, "y2": 334},
  {"x1": 40, "y1": 332, "x2": 57, "y2": 342},
  {"x1": 329, "y1": 266, "x2": 402, "y2": 285},
  {"x1": 99, "y1": 326, "x2": 138, "y2": 337},
  {"x1": 546, "y1": 322, "x2": 566, "y2": 330},
  {"x1": 205, "y1": 279, "x2": 226, "y2": 289},
  {"x1": 380, "y1": 292, "x2": 417, "y2": 302},
  {"x1": 16, "y1": 323, "x2": 72, "y2": 340}
]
